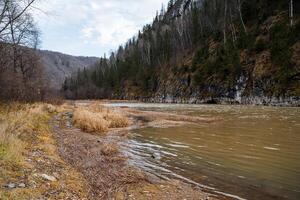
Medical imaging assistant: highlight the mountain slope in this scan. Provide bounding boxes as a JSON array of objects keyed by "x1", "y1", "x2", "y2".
[
  {"x1": 63, "y1": 0, "x2": 300, "y2": 105},
  {"x1": 38, "y1": 50, "x2": 98, "y2": 90}
]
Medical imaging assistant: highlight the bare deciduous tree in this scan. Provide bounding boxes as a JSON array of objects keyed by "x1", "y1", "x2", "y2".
[
  {"x1": 237, "y1": 0, "x2": 247, "y2": 34},
  {"x1": 290, "y1": 0, "x2": 294, "y2": 27},
  {"x1": 0, "y1": 0, "x2": 36, "y2": 35},
  {"x1": 224, "y1": 0, "x2": 228, "y2": 45},
  {"x1": 0, "y1": 0, "x2": 46, "y2": 102}
]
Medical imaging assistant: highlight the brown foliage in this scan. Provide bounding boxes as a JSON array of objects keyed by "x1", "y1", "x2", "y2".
[
  {"x1": 73, "y1": 108, "x2": 109, "y2": 133},
  {"x1": 73, "y1": 104, "x2": 129, "y2": 134},
  {"x1": 0, "y1": 48, "x2": 46, "y2": 102},
  {"x1": 0, "y1": 0, "x2": 54, "y2": 102}
]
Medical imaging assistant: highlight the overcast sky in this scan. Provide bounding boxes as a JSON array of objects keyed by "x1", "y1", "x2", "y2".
[{"x1": 33, "y1": 0, "x2": 169, "y2": 57}]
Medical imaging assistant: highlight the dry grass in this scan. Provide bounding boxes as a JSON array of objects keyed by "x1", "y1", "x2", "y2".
[
  {"x1": 73, "y1": 108, "x2": 109, "y2": 133},
  {"x1": 88, "y1": 102, "x2": 107, "y2": 113},
  {"x1": 0, "y1": 123, "x2": 24, "y2": 163},
  {"x1": 0, "y1": 103, "x2": 52, "y2": 199},
  {"x1": 0, "y1": 103, "x2": 51, "y2": 164},
  {"x1": 0, "y1": 102, "x2": 90, "y2": 199},
  {"x1": 73, "y1": 103, "x2": 129, "y2": 134},
  {"x1": 105, "y1": 112, "x2": 130, "y2": 128},
  {"x1": 88, "y1": 102, "x2": 130, "y2": 126},
  {"x1": 119, "y1": 167, "x2": 147, "y2": 185},
  {"x1": 43, "y1": 104, "x2": 57, "y2": 113},
  {"x1": 100, "y1": 143, "x2": 119, "y2": 156}
]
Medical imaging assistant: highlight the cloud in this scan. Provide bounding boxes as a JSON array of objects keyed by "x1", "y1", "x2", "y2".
[
  {"x1": 33, "y1": 0, "x2": 88, "y2": 26},
  {"x1": 32, "y1": 0, "x2": 169, "y2": 56}
]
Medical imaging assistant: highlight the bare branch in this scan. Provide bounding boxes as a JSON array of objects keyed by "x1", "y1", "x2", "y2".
[{"x1": 0, "y1": 0, "x2": 36, "y2": 34}]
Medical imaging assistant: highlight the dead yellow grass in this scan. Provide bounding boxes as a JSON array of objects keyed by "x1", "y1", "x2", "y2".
[
  {"x1": 73, "y1": 108, "x2": 109, "y2": 133},
  {"x1": 0, "y1": 103, "x2": 52, "y2": 199},
  {"x1": 0, "y1": 102, "x2": 89, "y2": 200},
  {"x1": 119, "y1": 167, "x2": 147, "y2": 185},
  {"x1": 0, "y1": 123, "x2": 24, "y2": 163},
  {"x1": 100, "y1": 142, "x2": 119, "y2": 156},
  {"x1": 89, "y1": 102, "x2": 130, "y2": 128},
  {"x1": 73, "y1": 104, "x2": 129, "y2": 134},
  {"x1": 88, "y1": 102, "x2": 107, "y2": 113},
  {"x1": 105, "y1": 112, "x2": 130, "y2": 128},
  {"x1": 0, "y1": 103, "x2": 51, "y2": 164}
]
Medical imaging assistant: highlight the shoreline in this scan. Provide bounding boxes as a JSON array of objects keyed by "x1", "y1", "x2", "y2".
[
  {"x1": 67, "y1": 97, "x2": 300, "y2": 107},
  {"x1": 52, "y1": 101, "x2": 234, "y2": 200},
  {"x1": 2, "y1": 101, "x2": 293, "y2": 199}
]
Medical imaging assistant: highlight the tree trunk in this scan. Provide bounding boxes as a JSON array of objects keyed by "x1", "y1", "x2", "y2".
[
  {"x1": 230, "y1": 7, "x2": 237, "y2": 44},
  {"x1": 290, "y1": 0, "x2": 294, "y2": 27},
  {"x1": 9, "y1": 15, "x2": 17, "y2": 72},
  {"x1": 238, "y1": 0, "x2": 247, "y2": 34},
  {"x1": 223, "y1": 0, "x2": 227, "y2": 45}
]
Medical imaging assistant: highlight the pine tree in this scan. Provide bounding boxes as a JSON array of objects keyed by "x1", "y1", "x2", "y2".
[{"x1": 168, "y1": 0, "x2": 174, "y2": 11}]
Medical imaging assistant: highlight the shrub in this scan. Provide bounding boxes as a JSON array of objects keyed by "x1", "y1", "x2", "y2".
[
  {"x1": 105, "y1": 112, "x2": 129, "y2": 128},
  {"x1": 192, "y1": 46, "x2": 209, "y2": 72},
  {"x1": 73, "y1": 108, "x2": 109, "y2": 133},
  {"x1": 73, "y1": 105, "x2": 129, "y2": 134},
  {"x1": 255, "y1": 37, "x2": 267, "y2": 52},
  {"x1": 192, "y1": 42, "x2": 241, "y2": 88},
  {"x1": 270, "y1": 24, "x2": 292, "y2": 65},
  {"x1": 270, "y1": 23, "x2": 294, "y2": 84},
  {"x1": 237, "y1": 32, "x2": 255, "y2": 50}
]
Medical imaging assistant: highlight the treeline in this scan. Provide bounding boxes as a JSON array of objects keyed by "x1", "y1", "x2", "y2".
[
  {"x1": 63, "y1": 0, "x2": 300, "y2": 100},
  {"x1": 0, "y1": 0, "x2": 50, "y2": 102}
]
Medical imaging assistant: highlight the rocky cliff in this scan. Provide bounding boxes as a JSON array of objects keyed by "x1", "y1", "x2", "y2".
[{"x1": 63, "y1": 0, "x2": 300, "y2": 106}]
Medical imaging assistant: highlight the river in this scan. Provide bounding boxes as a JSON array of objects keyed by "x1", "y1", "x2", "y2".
[{"x1": 108, "y1": 103, "x2": 300, "y2": 200}]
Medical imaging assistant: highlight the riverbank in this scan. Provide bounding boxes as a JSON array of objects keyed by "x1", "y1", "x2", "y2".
[
  {"x1": 54, "y1": 102, "x2": 218, "y2": 199},
  {"x1": 0, "y1": 103, "x2": 89, "y2": 199},
  {"x1": 57, "y1": 101, "x2": 227, "y2": 199},
  {"x1": 0, "y1": 101, "x2": 230, "y2": 200},
  {"x1": 123, "y1": 96, "x2": 300, "y2": 107}
]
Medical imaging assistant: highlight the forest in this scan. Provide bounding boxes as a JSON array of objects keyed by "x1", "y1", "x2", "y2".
[
  {"x1": 63, "y1": 0, "x2": 300, "y2": 103},
  {"x1": 1, "y1": 1, "x2": 300, "y2": 200},
  {"x1": 0, "y1": 0, "x2": 52, "y2": 102},
  {"x1": 1, "y1": 0, "x2": 299, "y2": 103}
]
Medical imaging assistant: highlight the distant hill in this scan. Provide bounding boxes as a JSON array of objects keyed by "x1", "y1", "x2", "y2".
[{"x1": 38, "y1": 50, "x2": 98, "y2": 90}]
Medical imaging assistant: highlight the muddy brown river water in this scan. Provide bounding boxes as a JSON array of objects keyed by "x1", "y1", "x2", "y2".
[{"x1": 108, "y1": 103, "x2": 300, "y2": 200}]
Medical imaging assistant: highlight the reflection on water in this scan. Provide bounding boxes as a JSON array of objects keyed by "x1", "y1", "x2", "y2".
[{"x1": 110, "y1": 103, "x2": 300, "y2": 200}]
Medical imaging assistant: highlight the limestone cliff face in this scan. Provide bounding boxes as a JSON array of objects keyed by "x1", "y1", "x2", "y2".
[
  {"x1": 141, "y1": 46, "x2": 300, "y2": 106},
  {"x1": 136, "y1": 14, "x2": 300, "y2": 106},
  {"x1": 130, "y1": 42, "x2": 300, "y2": 106},
  {"x1": 62, "y1": 0, "x2": 300, "y2": 106}
]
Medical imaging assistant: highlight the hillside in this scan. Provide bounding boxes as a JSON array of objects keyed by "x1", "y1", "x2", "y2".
[
  {"x1": 63, "y1": 0, "x2": 300, "y2": 105},
  {"x1": 39, "y1": 50, "x2": 98, "y2": 90}
]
